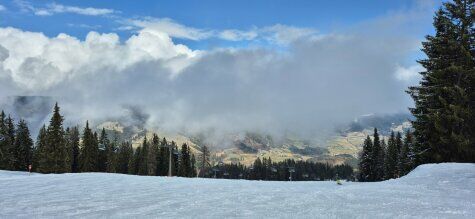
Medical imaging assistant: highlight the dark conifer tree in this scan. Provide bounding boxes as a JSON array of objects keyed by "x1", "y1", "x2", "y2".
[
  {"x1": 147, "y1": 134, "x2": 158, "y2": 176},
  {"x1": 190, "y1": 153, "x2": 196, "y2": 177},
  {"x1": 40, "y1": 103, "x2": 68, "y2": 173},
  {"x1": 370, "y1": 128, "x2": 382, "y2": 181},
  {"x1": 0, "y1": 113, "x2": 14, "y2": 170},
  {"x1": 395, "y1": 132, "x2": 403, "y2": 176},
  {"x1": 0, "y1": 110, "x2": 7, "y2": 169},
  {"x1": 69, "y1": 127, "x2": 80, "y2": 173},
  {"x1": 198, "y1": 145, "x2": 210, "y2": 177},
  {"x1": 384, "y1": 132, "x2": 398, "y2": 179},
  {"x1": 408, "y1": 0, "x2": 475, "y2": 163},
  {"x1": 399, "y1": 131, "x2": 414, "y2": 176},
  {"x1": 106, "y1": 132, "x2": 118, "y2": 173},
  {"x1": 64, "y1": 127, "x2": 72, "y2": 172},
  {"x1": 170, "y1": 141, "x2": 179, "y2": 176},
  {"x1": 377, "y1": 139, "x2": 387, "y2": 181},
  {"x1": 178, "y1": 143, "x2": 192, "y2": 177},
  {"x1": 13, "y1": 119, "x2": 33, "y2": 171},
  {"x1": 7, "y1": 115, "x2": 17, "y2": 170},
  {"x1": 358, "y1": 135, "x2": 373, "y2": 182},
  {"x1": 97, "y1": 128, "x2": 109, "y2": 172},
  {"x1": 131, "y1": 146, "x2": 142, "y2": 175},
  {"x1": 157, "y1": 137, "x2": 169, "y2": 176},
  {"x1": 80, "y1": 121, "x2": 98, "y2": 172},
  {"x1": 34, "y1": 125, "x2": 47, "y2": 172},
  {"x1": 116, "y1": 141, "x2": 132, "y2": 174},
  {"x1": 138, "y1": 137, "x2": 148, "y2": 175}
]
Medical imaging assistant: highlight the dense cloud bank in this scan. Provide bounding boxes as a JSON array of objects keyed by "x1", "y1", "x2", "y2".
[{"x1": 0, "y1": 2, "x2": 435, "y2": 144}]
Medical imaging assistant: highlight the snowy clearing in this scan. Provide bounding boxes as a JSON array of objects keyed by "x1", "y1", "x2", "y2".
[{"x1": 0, "y1": 163, "x2": 474, "y2": 218}]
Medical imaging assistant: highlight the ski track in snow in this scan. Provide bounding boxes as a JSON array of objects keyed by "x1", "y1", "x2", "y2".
[{"x1": 0, "y1": 163, "x2": 474, "y2": 218}]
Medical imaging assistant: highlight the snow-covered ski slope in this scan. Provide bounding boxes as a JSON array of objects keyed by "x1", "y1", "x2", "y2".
[{"x1": 0, "y1": 163, "x2": 474, "y2": 218}]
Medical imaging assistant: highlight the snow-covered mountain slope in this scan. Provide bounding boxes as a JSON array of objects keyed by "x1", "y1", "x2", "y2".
[{"x1": 0, "y1": 163, "x2": 474, "y2": 218}]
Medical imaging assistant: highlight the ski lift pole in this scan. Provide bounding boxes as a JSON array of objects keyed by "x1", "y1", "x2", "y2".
[
  {"x1": 168, "y1": 146, "x2": 172, "y2": 177},
  {"x1": 288, "y1": 167, "x2": 295, "y2": 181},
  {"x1": 159, "y1": 143, "x2": 174, "y2": 177}
]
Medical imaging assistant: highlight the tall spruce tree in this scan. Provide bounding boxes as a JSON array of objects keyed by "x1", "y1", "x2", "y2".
[
  {"x1": 106, "y1": 132, "x2": 118, "y2": 173},
  {"x1": 147, "y1": 134, "x2": 158, "y2": 176},
  {"x1": 138, "y1": 137, "x2": 149, "y2": 175},
  {"x1": 170, "y1": 141, "x2": 179, "y2": 176},
  {"x1": 157, "y1": 137, "x2": 169, "y2": 176},
  {"x1": 131, "y1": 146, "x2": 142, "y2": 175},
  {"x1": 34, "y1": 125, "x2": 47, "y2": 172},
  {"x1": 41, "y1": 103, "x2": 68, "y2": 173},
  {"x1": 97, "y1": 128, "x2": 109, "y2": 172},
  {"x1": 0, "y1": 111, "x2": 7, "y2": 169},
  {"x1": 190, "y1": 154, "x2": 196, "y2": 177},
  {"x1": 199, "y1": 145, "x2": 210, "y2": 177},
  {"x1": 116, "y1": 141, "x2": 132, "y2": 174},
  {"x1": 370, "y1": 128, "x2": 383, "y2": 181},
  {"x1": 13, "y1": 119, "x2": 33, "y2": 171},
  {"x1": 377, "y1": 139, "x2": 387, "y2": 181},
  {"x1": 399, "y1": 131, "x2": 414, "y2": 176},
  {"x1": 80, "y1": 121, "x2": 98, "y2": 172},
  {"x1": 384, "y1": 132, "x2": 398, "y2": 179},
  {"x1": 395, "y1": 132, "x2": 403, "y2": 176},
  {"x1": 69, "y1": 127, "x2": 80, "y2": 173},
  {"x1": 178, "y1": 143, "x2": 192, "y2": 177},
  {"x1": 0, "y1": 112, "x2": 15, "y2": 170},
  {"x1": 64, "y1": 127, "x2": 72, "y2": 172},
  {"x1": 358, "y1": 135, "x2": 373, "y2": 182},
  {"x1": 408, "y1": 0, "x2": 475, "y2": 163},
  {"x1": 4, "y1": 115, "x2": 15, "y2": 170}
]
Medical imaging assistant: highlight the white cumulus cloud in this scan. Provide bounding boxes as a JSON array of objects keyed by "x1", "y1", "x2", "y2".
[
  {"x1": 0, "y1": 27, "x2": 199, "y2": 90},
  {"x1": 395, "y1": 64, "x2": 424, "y2": 82},
  {"x1": 14, "y1": 1, "x2": 116, "y2": 16}
]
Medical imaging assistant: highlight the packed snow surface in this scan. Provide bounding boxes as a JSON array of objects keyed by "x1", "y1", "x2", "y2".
[{"x1": 0, "y1": 163, "x2": 474, "y2": 218}]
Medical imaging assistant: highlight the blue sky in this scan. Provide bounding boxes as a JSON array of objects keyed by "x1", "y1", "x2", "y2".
[{"x1": 0, "y1": 0, "x2": 439, "y2": 49}]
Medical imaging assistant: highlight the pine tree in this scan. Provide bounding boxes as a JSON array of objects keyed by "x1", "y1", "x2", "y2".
[
  {"x1": 171, "y1": 141, "x2": 179, "y2": 176},
  {"x1": 370, "y1": 128, "x2": 383, "y2": 181},
  {"x1": 384, "y1": 132, "x2": 398, "y2": 179},
  {"x1": 69, "y1": 127, "x2": 80, "y2": 173},
  {"x1": 97, "y1": 128, "x2": 109, "y2": 172},
  {"x1": 358, "y1": 135, "x2": 373, "y2": 182},
  {"x1": 13, "y1": 119, "x2": 33, "y2": 171},
  {"x1": 34, "y1": 125, "x2": 47, "y2": 173},
  {"x1": 399, "y1": 131, "x2": 414, "y2": 176},
  {"x1": 80, "y1": 121, "x2": 98, "y2": 172},
  {"x1": 178, "y1": 143, "x2": 192, "y2": 177},
  {"x1": 394, "y1": 132, "x2": 403, "y2": 176},
  {"x1": 198, "y1": 145, "x2": 210, "y2": 177},
  {"x1": 40, "y1": 103, "x2": 68, "y2": 173},
  {"x1": 106, "y1": 132, "x2": 118, "y2": 173},
  {"x1": 0, "y1": 110, "x2": 7, "y2": 169},
  {"x1": 190, "y1": 154, "x2": 197, "y2": 177},
  {"x1": 147, "y1": 134, "x2": 158, "y2": 176},
  {"x1": 157, "y1": 137, "x2": 169, "y2": 176},
  {"x1": 377, "y1": 139, "x2": 387, "y2": 181},
  {"x1": 131, "y1": 146, "x2": 142, "y2": 175},
  {"x1": 117, "y1": 142, "x2": 132, "y2": 174},
  {"x1": 138, "y1": 137, "x2": 148, "y2": 175},
  {"x1": 64, "y1": 127, "x2": 72, "y2": 172},
  {"x1": 408, "y1": 0, "x2": 475, "y2": 163},
  {"x1": 4, "y1": 115, "x2": 15, "y2": 170},
  {"x1": 0, "y1": 113, "x2": 15, "y2": 170}
]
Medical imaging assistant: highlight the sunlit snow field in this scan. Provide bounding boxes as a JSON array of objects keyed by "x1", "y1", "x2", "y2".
[{"x1": 0, "y1": 163, "x2": 474, "y2": 218}]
